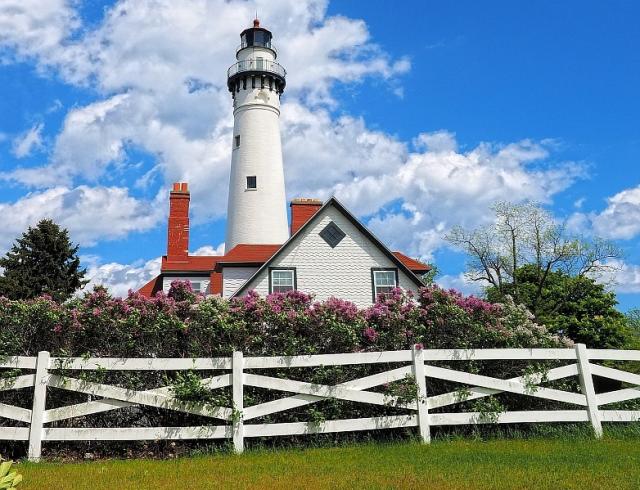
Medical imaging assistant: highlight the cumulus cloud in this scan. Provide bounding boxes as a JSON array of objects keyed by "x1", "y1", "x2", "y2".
[
  {"x1": 590, "y1": 185, "x2": 640, "y2": 240},
  {"x1": 436, "y1": 273, "x2": 483, "y2": 297},
  {"x1": 595, "y1": 259, "x2": 640, "y2": 294},
  {"x1": 11, "y1": 122, "x2": 44, "y2": 158},
  {"x1": 83, "y1": 255, "x2": 162, "y2": 298},
  {"x1": 193, "y1": 243, "x2": 225, "y2": 256},
  {"x1": 2, "y1": 0, "x2": 410, "y2": 224},
  {"x1": 83, "y1": 242, "x2": 224, "y2": 297},
  {"x1": 0, "y1": 0, "x2": 79, "y2": 58},
  {"x1": 0, "y1": 186, "x2": 164, "y2": 251},
  {"x1": 0, "y1": 0, "x2": 590, "y2": 273},
  {"x1": 339, "y1": 132, "x2": 585, "y2": 260}
]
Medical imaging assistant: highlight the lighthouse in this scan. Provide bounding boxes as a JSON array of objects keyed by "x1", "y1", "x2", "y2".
[{"x1": 225, "y1": 20, "x2": 288, "y2": 251}]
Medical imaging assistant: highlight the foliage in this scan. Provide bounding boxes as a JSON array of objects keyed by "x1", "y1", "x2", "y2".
[
  {"x1": 445, "y1": 201, "x2": 630, "y2": 348},
  {"x1": 0, "y1": 220, "x2": 87, "y2": 302},
  {"x1": 0, "y1": 285, "x2": 574, "y2": 458},
  {"x1": 421, "y1": 263, "x2": 439, "y2": 284},
  {"x1": 627, "y1": 309, "x2": 640, "y2": 347},
  {"x1": 0, "y1": 456, "x2": 22, "y2": 489},
  {"x1": 445, "y1": 201, "x2": 621, "y2": 302},
  {"x1": 0, "y1": 285, "x2": 569, "y2": 358},
  {"x1": 486, "y1": 265, "x2": 632, "y2": 348}
]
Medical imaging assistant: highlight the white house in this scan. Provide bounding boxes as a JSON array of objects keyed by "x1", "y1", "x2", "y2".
[{"x1": 139, "y1": 20, "x2": 428, "y2": 306}]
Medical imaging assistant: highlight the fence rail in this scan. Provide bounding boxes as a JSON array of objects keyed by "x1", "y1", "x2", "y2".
[{"x1": 0, "y1": 345, "x2": 638, "y2": 461}]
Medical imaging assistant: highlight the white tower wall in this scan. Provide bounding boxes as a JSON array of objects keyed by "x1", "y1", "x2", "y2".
[{"x1": 225, "y1": 36, "x2": 288, "y2": 251}]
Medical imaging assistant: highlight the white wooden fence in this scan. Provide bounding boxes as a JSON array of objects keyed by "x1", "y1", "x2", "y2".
[{"x1": 0, "y1": 344, "x2": 638, "y2": 461}]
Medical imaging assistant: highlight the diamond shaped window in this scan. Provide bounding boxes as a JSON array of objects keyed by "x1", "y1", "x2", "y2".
[{"x1": 319, "y1": 221, "x2": 346, "y2": 248}]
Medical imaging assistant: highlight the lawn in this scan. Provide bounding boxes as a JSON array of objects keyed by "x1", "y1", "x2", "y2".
[{"x1": 18, "y1": 436, "x2": 640, "y2": 489}]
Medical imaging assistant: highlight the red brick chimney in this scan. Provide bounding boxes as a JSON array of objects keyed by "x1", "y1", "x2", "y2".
[
  {"x1": 167, "y1": 182, "x2": 190, "y2": 258},
  {"x1": 290, "y1": 198, "x2": 323, "y2": 235}
]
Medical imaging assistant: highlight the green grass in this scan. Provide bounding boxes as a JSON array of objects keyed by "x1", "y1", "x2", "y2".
[{"x1": 18, "y1": 432, "x2": 640, "y2": 489}]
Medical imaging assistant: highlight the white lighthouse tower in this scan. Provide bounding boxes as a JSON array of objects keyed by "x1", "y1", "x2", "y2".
[{"x1": 225, "y1": 20, "x2": 288, "y2": 251}]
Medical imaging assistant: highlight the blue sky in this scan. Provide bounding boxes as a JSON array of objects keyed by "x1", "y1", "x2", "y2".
[{"x1": 0, "y1": 0, "x2": 638, "y2": 309}]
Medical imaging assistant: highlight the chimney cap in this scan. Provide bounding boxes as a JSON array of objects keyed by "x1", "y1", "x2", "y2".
[
  {"x1": 290, "y1": 197, "x2": 323, "y2": 206},
  {"x1": 171, "y1": 182, "x2": 190, "y2": 193}
]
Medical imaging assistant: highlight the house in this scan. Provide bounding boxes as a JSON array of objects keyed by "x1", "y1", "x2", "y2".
[
  {"x1": 139, "y1": 20, "x2": 429, "y2": 306},
  {"x1": 140, "y1": 188, "x2": 429, "y2": 307}
]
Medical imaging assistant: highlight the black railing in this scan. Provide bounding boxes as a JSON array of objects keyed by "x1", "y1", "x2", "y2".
[{"x1": 227, "y1": 59, "x2": 286, "y2": 79}]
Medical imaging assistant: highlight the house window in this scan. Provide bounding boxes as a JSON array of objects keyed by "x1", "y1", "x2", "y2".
[
  {"x1": 270, "y1": 268, "x2": 296, "y2": 293},
  {"x1": 235, "y1": 135, "x2": 241, "y2": 148},
  {"x1": 246, "y1": 175, "x2": 257, "y2": 190},
  {"x1": 372, "y1": 269, "x2": 397, "y2": 300},
  {"x1": 319, "y1": 221, "x2": 346, "y2": 248},
  {"x1": 190, "y1": 281, "x2": 202, "y2": 293}
]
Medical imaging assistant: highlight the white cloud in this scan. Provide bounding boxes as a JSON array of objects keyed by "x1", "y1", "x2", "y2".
[
  {"x1": 83, "y1": 255, "x2": 162, "y2": 298},
  {"x1": 596, "y1": 259, "x2": 640, "y2": 294},
  {"x1": 568, "y1": 185, "x2": 640, "y2": 240},
  {"x1": 2, "y1": 0, "x2": 409, "y2": 224},
  {"x1": 437, "y1": 272, "x2": 483, "y2": 297},
  {"x1": 0, "y1": 0, "x2": 78, "y2": 57},
  {"x1": 11, "y1": 123, "x2": 44, "y2": 158},
  {"x1": 591, "y1": 185, "x2": 640, "y2": 240},
  {"x1": 336, "y1": 132, "x2": 585, "y2": 260},
  {"x1": 0, "y1": 0, "x2": 590, "y2": 272},
  {"x1": 83, "y1": 242, "x2": 224, "y2": 297},
  {"x1": 193, "y1": 243, "x2": 225, "y2": 256},
  {"x1": 0, "y1": 185, "x2": 164, "y2": 251}
]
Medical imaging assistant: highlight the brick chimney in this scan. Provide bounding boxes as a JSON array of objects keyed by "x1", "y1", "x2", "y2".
[
  {"x1": 290, "y1": 198, "x2": 323, "y2": 235},
  {"x1": 167, "y1": 182, "x2": 190, "y2": 258}
]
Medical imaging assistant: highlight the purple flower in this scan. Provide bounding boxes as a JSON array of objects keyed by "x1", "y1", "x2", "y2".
[{"x1": 363, "y1": 327, "x2": 379, "y2": 342}]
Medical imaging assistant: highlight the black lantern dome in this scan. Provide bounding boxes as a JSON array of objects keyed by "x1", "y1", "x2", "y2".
[
  {"x1": 227, "y1": 19, "x2": 286, "y2": 95},
  {"x1": 239, "y1": 19, "x2": 275, "y2": 55}
]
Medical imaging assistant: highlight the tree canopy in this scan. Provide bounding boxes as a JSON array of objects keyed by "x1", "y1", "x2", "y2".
[
  {"x1": 486, "y1": 265, "x2": 630, "y2": 348},
  {"x1": 445, "y1": 202, "x2": 621, "y2": 305},
  {"x1": 0, "y1": 219, "x2": 87, "y2": 301},
  {"x1": 446, "y1": 202, "x2": 630, "y2": 348}
]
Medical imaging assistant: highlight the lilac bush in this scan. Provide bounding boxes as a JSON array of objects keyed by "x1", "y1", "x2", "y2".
[
  {"x1": 0, "y1": 285, "x2": 570, "y2": 358},
  {"x1": 0, "y1": 285, "x2": 578, "y2": 457}
]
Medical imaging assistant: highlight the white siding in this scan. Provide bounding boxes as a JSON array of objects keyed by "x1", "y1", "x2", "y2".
[
  {"x1": 241, "y1": 205, "x2": 421, "y2": 307},
  {"x1": 162, "y1": 276, "x2": 210, "y2": 294},
  {"x1": 223, "y1": 267, "x2": 259, "y2": 298}
]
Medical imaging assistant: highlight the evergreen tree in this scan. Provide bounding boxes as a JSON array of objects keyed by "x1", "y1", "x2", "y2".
[{"x1": 0, "y1": 219, "x2": 87, "y2": 301}]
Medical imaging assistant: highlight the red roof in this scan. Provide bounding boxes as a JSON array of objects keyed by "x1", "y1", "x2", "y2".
[
  {"x1": 146, "y1": 245, "x2": 428, "y2": 298},
  {"x1": 220, "y1": 244, "x2": 281, "y2": 263},
  {"x1": 161, "y1": 255, "x2": 219, "y2": 272},
  {"x1": 160, "y1": 244, "x2": 280, "y2": 274},
  {"x1": 161, "y1": 247, "x2": 427, "y2": 274},
  {"x1": 392, "y1": 251, "x2": 430, "y2": 273},
  {"x1": 139, "y1": 276, "x2": 162, "y2": 296}
]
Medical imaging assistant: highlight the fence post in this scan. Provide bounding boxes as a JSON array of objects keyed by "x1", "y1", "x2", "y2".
[
  {"x1": 575, "y1": 343, "x2": 603, "y2": 438},
  {"x1": 232, "y1": 351, "x2": 244, "y2": 453},
  {"x1": 411, "y1": 344, "x2": 430, "y2": 443},
  {"x1": 28, "y1": 351, "x2": 50, "y2": 461}
]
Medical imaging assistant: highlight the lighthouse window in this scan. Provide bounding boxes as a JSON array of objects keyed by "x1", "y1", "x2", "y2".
[
  {"x1": 269, "y1": 268, "x2": 296, "y2": 294},
  {"x1": 246, "y1": 175, "x2": 257, "y2": 189},
  {"x1": 235, "y1": 135, "x2": 240, "y2": 148}
]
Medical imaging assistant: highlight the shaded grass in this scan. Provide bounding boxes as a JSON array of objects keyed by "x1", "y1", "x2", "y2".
[{"x1": 18, "y1": 428, "x2": 640, "y2": 489}]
